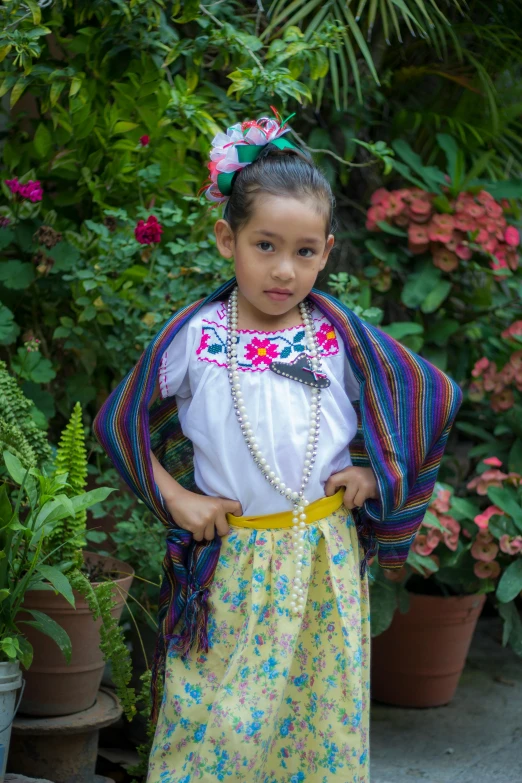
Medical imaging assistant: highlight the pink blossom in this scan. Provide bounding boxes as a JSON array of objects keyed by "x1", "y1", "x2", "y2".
[
  {"x1": 430, "y1": 488, "x2": 451, "y2": 514},
  {"x1": 432, "y1": 247, "x2": 458, "y2": 272},
  {"x1": 474, "y1": 560, "x2": 501, "y2": 579},
  {"x1": 244, "y1": 337, "x2": 279, "y2": 367},
  {"x1": 408, "y1": 224, "x2": 430, "y2": 245},
  {"x1": 370, "y1": 188, "x2": 390, "y2": 206},
  {"x1": 366, "y1": 205, "x2": 387, "y2": 230},
  {"x1": 483, "y1": 456, "x2": 502, "y2": 467},
  {"x1": 139, "y1": 134, "x2": 150, "y2": 146},
  {"x1": 412, "y1": 534, "x2": 436, "y2": 556},
  {"x1": 491, "y1": 389, "x2": 515, "y2": 412},
  {"x1": 467, "y1": 469, "x2": 509, "y2": 495},
  {"x1": 502, "y1": 321, "x2": 522, "y2": 340},
  {"x1": 472, "y1": 357, "x2": 490, "y2": 377},
  {"x1": 499, "y1": 535, "x2": 522, "y2": 555},
  {"x1": 455, "y1": 243, "x2": 472, "y2": 260},
  {"x1": 471, "y1": 539, "x2": 499, "y2": 562},
  {"x1": 5, "y1": 177, "x2": 43, "y2": 202},
  {"x1": 441, "y1": 516, "x2": 460, "y2": 551},
  {"x1": 134, "y1": 215, "x2": 163, "y2": 244},
  {"x1": 474, "y1": 505, "x2": 504, "y2": 530},
  {"x1": 505, "y1": 226, "x2": 520, "y2": 247}
]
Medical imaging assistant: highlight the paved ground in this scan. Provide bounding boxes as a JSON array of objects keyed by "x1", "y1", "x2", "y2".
[{"x1": 370, "y1": 617, "x2": 522, "y2": 783}]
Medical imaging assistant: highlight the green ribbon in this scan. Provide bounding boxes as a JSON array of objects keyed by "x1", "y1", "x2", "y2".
[{"x1": 216, "y1": 136, "x2": 299, "y2": 197}]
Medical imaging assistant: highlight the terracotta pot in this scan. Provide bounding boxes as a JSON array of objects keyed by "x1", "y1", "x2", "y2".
[
  {"x1": 19, "y1": 552, "x2": 134, "y2": 717},
  {"x1": 371, "y1": 592, "x2": 485, "y2": 708}
]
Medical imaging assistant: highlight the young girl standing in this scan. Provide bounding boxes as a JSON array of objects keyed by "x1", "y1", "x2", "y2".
[{"x1": 94, "y1": 112, "x2": 462, "y2": 783}]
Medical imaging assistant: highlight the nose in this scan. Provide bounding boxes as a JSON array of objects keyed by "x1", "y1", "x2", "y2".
[{"x1": 272, "y1": 258, "x2": 295, "y2": 282}]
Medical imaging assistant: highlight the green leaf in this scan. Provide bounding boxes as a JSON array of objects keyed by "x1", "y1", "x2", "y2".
[
  {"x1": 436, "y1": 134, "x2": 463, "y2": 188},
  {"x1": 369, "y1": 579, "x2": 398, "y2": 637},
  {"x1": 17, "y1": 636, "x2": 33, "y2": 669},
  {"x1": 497, "y1": 559, "x2": 522, "y2": 604},
  {"x1": 10, "y1": 76, "x2": 27, "y2": 109},
  {"x1": 498, "y1": 601, "x2": 522, "y2": 655},
  {"x1": 421, "y1": 280, "x2": 452, "y2": 314},
  {"x1": 401, "y1": 266, "x2": 441, "y2": 309},
  {"x1": 449, "y1": 496, "x2": 480, "y2": 521},
  {"x1": 20, "y1": 609, "x2": 72, "y2": 663},
  {"x1": 24, "y1": 0, "x2": 42, "y2": 24},
  {"x1": 381, "y1": 322, "x2": 424, "y2": 340},
  {"x1": 0, "y1": 303, "x2": 20, "y2": 345},
  {"x1": 376, "y1": 221, "x2": 407, "y2": 237},
  {"x1": 0, "y1": 588, "x2": 9, "y2": 603},
  {"x1": 33, "y1": 123, "x2": 53, "y2": 159},
  {"x1": 3, "y1": 451, "x2": 28, "y2": 485},
  {"x1": 508, "y1": 439, "x2": 522, "y2": 474},
  {"x1": 70, "y1": 487, "x2": 115, "y2": 513},
  {"x1": 0, "y1": 260, "x2": 35, "y2": 290},
  {"x1": 113, "y1": 121, "x2": 139, "y2": 134},
  {"x1": 487, "y1": 486, "x2": 522, "y2": 533},
  {"x1": 36, "y1": 565, "x2": 75, "y2": 607}
]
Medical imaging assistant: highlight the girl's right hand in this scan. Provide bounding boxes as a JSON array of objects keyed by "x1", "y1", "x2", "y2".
[{"x1": 164, "y1": 487, "x2": 242, "y2": 542}]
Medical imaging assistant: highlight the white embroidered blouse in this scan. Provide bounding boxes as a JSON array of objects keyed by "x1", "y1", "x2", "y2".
[{"x1": 159, "y1": 300, "x2": 360, "y2": 516}]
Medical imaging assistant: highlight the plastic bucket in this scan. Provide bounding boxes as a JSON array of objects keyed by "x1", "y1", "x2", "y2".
[
  {"x1": 0, "y1": 663, "x2": 20, "y2": 687},
  {"x1": 0, "y1": 674, "x2": 24, "y2": 782}
]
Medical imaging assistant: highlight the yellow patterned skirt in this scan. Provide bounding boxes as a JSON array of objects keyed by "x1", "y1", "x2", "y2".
[{"x1": 147, "y1": 496, "x2": 370, "y2": 783}]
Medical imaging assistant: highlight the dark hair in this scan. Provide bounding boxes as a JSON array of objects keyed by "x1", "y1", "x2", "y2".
[{"x1": 223, "y1": 144, "x2": 335, "y2": 236}]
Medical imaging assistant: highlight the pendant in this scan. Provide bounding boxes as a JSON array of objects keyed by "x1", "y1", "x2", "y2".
[{"x1": 269, "y1": 353, "x2": 331, "y2": 389}]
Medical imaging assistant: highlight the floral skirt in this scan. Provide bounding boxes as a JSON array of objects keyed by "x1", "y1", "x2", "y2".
[{"x1": 147, "y1": 504, "x2": 370, "y2": 783}]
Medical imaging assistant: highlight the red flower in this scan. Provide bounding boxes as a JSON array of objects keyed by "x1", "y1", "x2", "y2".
[
  {"x1": 244, "y1": 337, "x2": 279, "y2": 367},
  {"x1": 455, "y1": 243, "x2": 472, "y2": 260},
  {"x1": 409, "y1": 198, "x2": 433, "y2": 222},
  {"x1": 454, "y1": 215, "x2": 476, "y2": 232},
  {"x1": 140, "y1": 134, "x2": 150, "y2": 147},
  {"x1": 505, "y1": 226, "x2": 520, "y2": 247},
  {"x1": 463, "y1": 202, "x2": 486, "y2": 219},
  {"x1": 370, "y1": 188, "x2": 390, "y2": 206},
  {"x1": 135, "y1": 215, "x2": 163, "y2": 244}
]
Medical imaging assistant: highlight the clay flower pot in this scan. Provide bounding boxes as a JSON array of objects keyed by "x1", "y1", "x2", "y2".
[
  {"x1": 371, "y1": 592, "x2": 485, "y2": 708},
  {"x1": 19, "y1": 552, "x2": 134, "y2": 717}
]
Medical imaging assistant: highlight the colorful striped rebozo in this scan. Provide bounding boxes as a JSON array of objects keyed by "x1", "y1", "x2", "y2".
[{"x1": 93, "y1": 277, "x2": 462, "y2": 718}]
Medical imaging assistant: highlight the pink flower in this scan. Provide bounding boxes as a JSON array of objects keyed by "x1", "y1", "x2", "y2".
[
  {"x1": 366, "y1": 205, "x2": 387, "y2": 230},
  {"x1": 471, "y1": 539, "x2": 499, "y2": 562},
  {"x1": 502, "y1": 321, "x2": 522, "y2": 340},
  {"x1": 196, "y1": 333, "x2": 210, "y2": 356},
  {"x1": 467, "y1": 469, "x2": 509, "y2": 495},
  {"x1": 442, "y1": 516, "x2": 460, "y2": 551},
  {"x1": 139, "y1": 134, "x2": 150, "y2": 146},
  {"x1": 472, "y1": 357, "x2": 490, "y2": 377},
  {"x1": 244, "y1": 337, "x2": 279, "y2": 367},
  {"x1": 474, "y1": 560, "x2": 501, "y2": 579},
  {"x1": 135, "y1": 215, "x2": 163, "y2": 244},
  {"x1": 370, "y1": 188, "x2": 390, "y2": 206},
  {"x1": 505, "y1": 226, "x2": 520, "y2": 247},
  {"x1": 412, "y1": 534, "x2": 436, "y2": 556},
  {"x1": 474, "y1": 505, "x2": 504, "y2": 530},
  {"x1": 409, "y1": 199, "x2": 432, "y2": 220},
  {"x1": 483, "y1": 457, "x2": 502, "y2": 467},
  {"x1": 455, "y1": 243, "x2": 472, "y2": 260},
  {"x1": 5, "y1": 177, "x2": 43, "y2": 202},
  {"x1": 432, "y1": 247, "x2": 458, "y2": 272},
  {"x1": 491, "y1": 389, "x2": 515, "y2": 412},
  {"x1": 430, "y1": 488, "x2": 451, "y2": 514},
  {"x1": 499, "y1": 535, "x2": 522, "y2": 555},
  {"x1": 316, "y1": 323, "x2": 339, "y2": 353}
]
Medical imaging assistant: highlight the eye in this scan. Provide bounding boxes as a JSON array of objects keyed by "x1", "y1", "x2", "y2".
[
  {"x1": 257, "y1": 241, "x2": 274, "y2": 252},
  {"x1": 298, "y1": 247, "x2": 315, "y2": 258}
]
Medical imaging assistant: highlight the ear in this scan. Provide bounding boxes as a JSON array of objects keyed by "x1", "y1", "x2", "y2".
[
  {"x1": 318, "y1": 233, "x2": 335, "y2": 271},
  {"x1": 214, "y1": 219, "x2": 235, "y2": 259}
]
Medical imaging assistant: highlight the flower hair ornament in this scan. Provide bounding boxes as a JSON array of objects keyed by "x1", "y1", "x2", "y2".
[{"x1": 202, "y1": 107, "x2": 300, "y2": 204}]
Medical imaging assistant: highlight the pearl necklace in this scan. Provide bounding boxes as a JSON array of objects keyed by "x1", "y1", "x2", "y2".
[{"x1": 226, "y1": 286, "x2": 323, "y2": 615}]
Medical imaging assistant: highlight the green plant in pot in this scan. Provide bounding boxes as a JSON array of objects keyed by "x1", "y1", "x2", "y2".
[{"x1": 17, "y1": 401, "x2": 137, "y2": 719}]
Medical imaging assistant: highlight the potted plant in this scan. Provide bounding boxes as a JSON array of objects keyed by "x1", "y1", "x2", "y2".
[
  {"x1": 14, "y1": 401, "x2": 136, "y2": 719},
  {"x1": 370, "y1": 456, "x2": 522, "y2": 707}
]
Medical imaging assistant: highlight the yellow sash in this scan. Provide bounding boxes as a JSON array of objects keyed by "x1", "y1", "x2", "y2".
[{"x1": 227, "y1": 488, "x2": 345, "y2": 530}]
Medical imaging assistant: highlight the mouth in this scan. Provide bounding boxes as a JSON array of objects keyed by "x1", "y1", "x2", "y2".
[{"x1": 264, "y1": 289, "x2": 293, "y2": 302}]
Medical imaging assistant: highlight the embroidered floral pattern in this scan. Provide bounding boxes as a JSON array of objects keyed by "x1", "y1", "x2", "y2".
[
  {"x1": 197, "y1": 306, "x2": 340, "y2": 372},
  {"x1": 147, "y1": 506, "x2": 370, "y2": 783}
]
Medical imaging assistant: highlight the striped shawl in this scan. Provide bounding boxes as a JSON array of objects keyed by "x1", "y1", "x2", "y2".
[{"x1": 93, "y1": 277, "x2": 462, "y2": 717}]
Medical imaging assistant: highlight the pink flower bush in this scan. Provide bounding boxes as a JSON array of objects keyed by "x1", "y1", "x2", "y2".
[
  {"x1": 367, "y1": 186, "x2": 519, "y2": 276},
  {"x1": 469, "y1": 350, "x2": 522, "y2": 412},
  {"x1": 5, "y1": 177, "x2": 43, "y2": 202},
  {"x1": 134, "y1": 215, "x2": 163, "y2": 245}
]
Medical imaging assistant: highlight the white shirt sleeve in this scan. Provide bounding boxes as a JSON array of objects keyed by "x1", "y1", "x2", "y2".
[{"x1": 158, "y1": 320, "x2": 194, "y2": 400}]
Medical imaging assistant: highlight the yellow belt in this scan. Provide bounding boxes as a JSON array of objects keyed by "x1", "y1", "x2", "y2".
[{"x1": 227, "y1": 488, "x2": 345, "y2": 530}]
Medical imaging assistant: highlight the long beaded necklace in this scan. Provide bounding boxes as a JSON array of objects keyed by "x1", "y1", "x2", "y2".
[{"x1": 226, "y1": 286, "x2": 327, "y2": 615}]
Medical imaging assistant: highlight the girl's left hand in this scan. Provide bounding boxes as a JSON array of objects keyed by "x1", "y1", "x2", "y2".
[{"x1": 324, "y1": 466, "x2": 379, "y2": 510}]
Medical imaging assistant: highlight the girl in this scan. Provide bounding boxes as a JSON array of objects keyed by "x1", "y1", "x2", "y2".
[{"x1": 94, "y1": 112, "x2": 462, "y2": 783}]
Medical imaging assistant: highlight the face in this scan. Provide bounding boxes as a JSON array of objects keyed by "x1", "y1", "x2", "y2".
[{"x1": 214, "y1": 194, "x2": 334, "y2": 321}]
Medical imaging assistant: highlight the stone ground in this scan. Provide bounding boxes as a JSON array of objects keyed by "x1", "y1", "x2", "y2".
[{"x1": 370, "y1": 617, "x2": 522, "y2": 783}]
